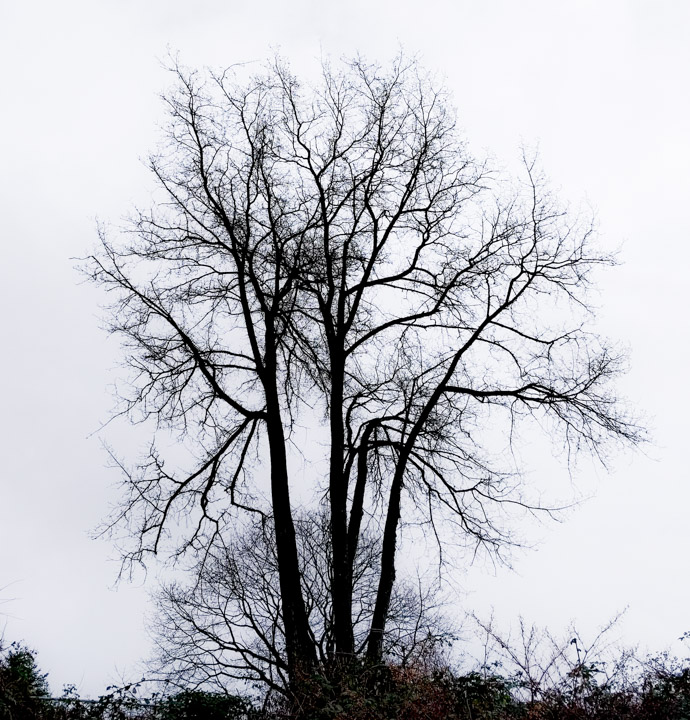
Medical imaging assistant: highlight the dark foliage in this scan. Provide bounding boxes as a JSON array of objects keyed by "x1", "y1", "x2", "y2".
[
  {"x1": 0, "y1": 641, "x2": 50, "y2": 720},
  {"x1": 157, "y1": 689, "x2": 253, "y2": 720},
  {"x1": 4, "y1": 634, "x2": 690, "y2": 719}
]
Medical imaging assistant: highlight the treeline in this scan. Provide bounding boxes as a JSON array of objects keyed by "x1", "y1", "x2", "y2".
[{"x1": 3, "y1": 632, "x2": 690, "y2": 719}]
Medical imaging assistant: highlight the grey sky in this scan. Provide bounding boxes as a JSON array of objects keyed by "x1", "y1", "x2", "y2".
[{"x1": 1, "y1": 0, "x2": 688, "y2": 697}]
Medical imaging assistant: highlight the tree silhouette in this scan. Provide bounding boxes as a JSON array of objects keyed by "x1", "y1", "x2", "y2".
[{"x1": 87, "y1": 54, "x2": 640, "y2": 693}]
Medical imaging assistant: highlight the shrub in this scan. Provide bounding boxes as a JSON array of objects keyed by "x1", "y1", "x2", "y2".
[{"x1": 157, "y1": 689, "x2": 253, "y2": 720}]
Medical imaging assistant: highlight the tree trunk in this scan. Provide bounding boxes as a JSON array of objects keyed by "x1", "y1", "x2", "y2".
[
  {"x1": 366, "y1": 455, "x2": 406, "y2": 662},
  {"x1": 347, "y1": 422, "x2": 375, "y2": 568},
  {"x1": 328, "y1": 350, "x2": 355, "y2": 658},
  {"x1": 263, "y1": 350, "x2": 316, "y2": 683}
]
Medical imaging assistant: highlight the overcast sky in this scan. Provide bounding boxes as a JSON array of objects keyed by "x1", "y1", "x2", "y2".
[{"x1": 1, "y1": 0, "x2": 689, "y2": 698}]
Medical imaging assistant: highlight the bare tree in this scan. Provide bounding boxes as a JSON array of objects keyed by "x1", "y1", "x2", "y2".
[
  {"x1": 152, "y1": 512, "x2": 451, "y2": 697},
  {"x1": 86, "y1": 53, "x2": 640, "y2": 693}
]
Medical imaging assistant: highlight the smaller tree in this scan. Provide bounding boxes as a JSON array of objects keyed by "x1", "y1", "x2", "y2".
[{"x1": 151, "y1": 511, "x2": 453, "y2": 696}]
